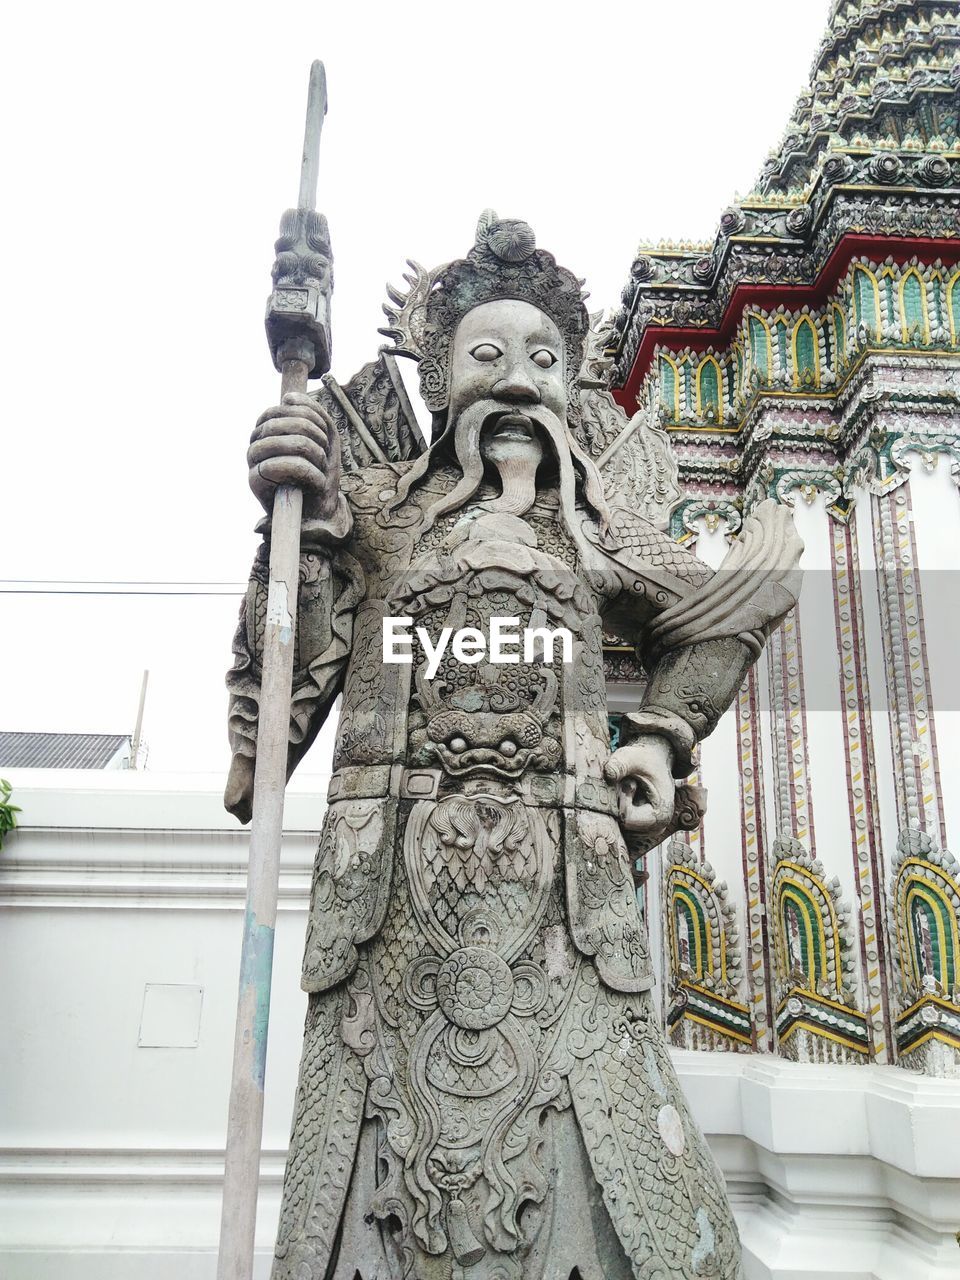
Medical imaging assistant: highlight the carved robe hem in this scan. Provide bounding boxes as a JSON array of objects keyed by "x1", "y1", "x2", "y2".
[{"x1": 272, "y1": 988, "x2": 369, "y2": 1280}]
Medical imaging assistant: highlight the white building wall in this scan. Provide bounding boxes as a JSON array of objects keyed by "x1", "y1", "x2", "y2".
[
  {"x1": 906, "y1": 463, "x2": 960, "y2": 853},
  {"x1": 852, "y1": 494, "x2": 901, "y2": 887},
  {"x1": 794, "y1": 497, "x2": 872, "y2": 1009},
  {"x1": 1, "y1": 772, "x2": 959, "y2": 1278},
  {"x1": 693, "y1": 524, "x2": 747, "y2": 928},
  {"x1": 792, "y1": 497, "x2": 857, "y2": 874}
]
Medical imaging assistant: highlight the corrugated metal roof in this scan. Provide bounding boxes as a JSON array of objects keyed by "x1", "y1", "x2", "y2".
[{"x1": 0, "y1": 732, "x2": 130, "y2": 769}]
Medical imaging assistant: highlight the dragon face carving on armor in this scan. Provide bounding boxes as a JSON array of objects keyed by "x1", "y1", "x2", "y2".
[{"x1": 411, "y1": 662, "x2": 561, "y2": 778}]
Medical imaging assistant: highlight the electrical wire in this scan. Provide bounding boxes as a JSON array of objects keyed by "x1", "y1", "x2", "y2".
[{"x1": 0, "y1": 580, "x2": 245, "y2": 597}]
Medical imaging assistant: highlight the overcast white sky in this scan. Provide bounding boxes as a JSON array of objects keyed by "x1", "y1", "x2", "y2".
[{"x1": 0, "y1": 0, "x2": 830, "y2": 774}]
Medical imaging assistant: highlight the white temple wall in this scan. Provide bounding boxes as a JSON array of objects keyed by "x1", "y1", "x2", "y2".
[
  {"x1": 792, "y1": 495, "x2": 863, "y2": 923},
  {"x1": 906, "y1": 462, "x2": 960, "y2": 853},
  {"x1": 697, "y1": 716, "x2": 741, "y2": 911},
  {"x1": 691, "y1": 523, "x2": 747, "y2": 921},
  {"x1": 2, "y1": 774, "x2": 959, "y2": 1278},
  {"x1": 849, "y1": 493, "x2": 900, "y2": 896}
]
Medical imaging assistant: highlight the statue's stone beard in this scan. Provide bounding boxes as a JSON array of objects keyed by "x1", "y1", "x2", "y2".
[
  {"x1": 389, "y1": 398, "x2": 614, "y2": 552},
  {"x1": 477, "y1": 417, "x2": 542, "y2": 518}
]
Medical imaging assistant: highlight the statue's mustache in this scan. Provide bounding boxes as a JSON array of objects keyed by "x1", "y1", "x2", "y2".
[
  {"x1": 474, "y1": 403, "x2": 548, "y2": 437},
  {"x1": 427, "y1": 399, "x2": 579, "y2": 534},
  {"x1": 469, "y1": 400, "x2": 584, "y2": 445},
  {"x1": 456, "y1": 399, "x2": 558, "y2": 453},
  {"x1": 387, "y1": 394, "x2": 615, "y2": 547}
]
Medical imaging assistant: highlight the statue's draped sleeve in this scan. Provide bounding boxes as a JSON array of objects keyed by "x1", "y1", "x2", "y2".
[
  {"x1": 226, "y1": 493, "x2": 365, "y2": 780},
  {"x1": 598, "y1": 498, "x2": 803, "y2": 773}
]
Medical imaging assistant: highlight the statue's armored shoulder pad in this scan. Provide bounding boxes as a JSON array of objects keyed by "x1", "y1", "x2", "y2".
[{"x1": 607, "y1": 504, "x2": 711, "y2": 588}]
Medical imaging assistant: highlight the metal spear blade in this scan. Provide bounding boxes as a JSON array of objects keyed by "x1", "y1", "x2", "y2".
[{"x1": 298, "y1": 60, "x2": 327, "y2": 211}]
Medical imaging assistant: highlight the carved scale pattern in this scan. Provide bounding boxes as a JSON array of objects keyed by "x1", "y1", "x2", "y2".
[{"x1": 610, "y1": 508, "x2": 713, "y2": 586}]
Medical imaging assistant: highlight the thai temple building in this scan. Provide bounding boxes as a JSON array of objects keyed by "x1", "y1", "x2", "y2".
[{"x1": 601, "y1": 0, "x2": 960, "y2": 1076}]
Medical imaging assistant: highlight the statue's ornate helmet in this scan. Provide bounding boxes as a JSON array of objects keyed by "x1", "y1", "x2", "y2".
[{"x1": 380, "y1": 210, "x2": 590, "y2": 424}]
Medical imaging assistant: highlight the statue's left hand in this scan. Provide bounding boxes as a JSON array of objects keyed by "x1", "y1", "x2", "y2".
[{"x1": 604, "y1": 734, "x2": 676, "y2": 836}]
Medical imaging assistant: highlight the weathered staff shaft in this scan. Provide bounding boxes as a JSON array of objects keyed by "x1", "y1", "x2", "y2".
[{"x1": 217, "y1": 62, "x2": 329, "y2": 1280}]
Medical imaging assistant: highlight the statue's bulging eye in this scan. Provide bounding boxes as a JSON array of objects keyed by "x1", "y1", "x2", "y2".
[
  {"x1": 499, "y1": 739, "x2": 518, "y2": 757},
  {"x1": 470, "y1": 343, "x2": 502, "y2": 363},
  {"x1": 530, "y1": 349, "x2": 557, "y2": 369}
]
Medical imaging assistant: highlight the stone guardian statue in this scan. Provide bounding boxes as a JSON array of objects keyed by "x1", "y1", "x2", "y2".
[{"x1": 226, "y1": 213, "x2": 802, "y2": 1279}]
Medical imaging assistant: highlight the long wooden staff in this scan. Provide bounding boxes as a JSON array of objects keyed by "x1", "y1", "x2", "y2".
[{"x1": 217, "y1": 61, "x2": 330, "y2": 1280}]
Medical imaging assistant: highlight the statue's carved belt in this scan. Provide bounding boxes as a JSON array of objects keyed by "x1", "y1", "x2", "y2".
[{"x1": 327, "y1": 765, "x2": 618, "y2": 814}]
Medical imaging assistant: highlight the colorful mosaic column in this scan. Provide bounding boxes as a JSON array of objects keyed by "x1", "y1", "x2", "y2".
[
  {"x1": 655, "y1": 517, "x2": 755, "y2": 1052},
  {"x1": 736, "y1": 669, "x2": 774, "y2": 1052},
  {"x1": 871, "y1": 486, "x2": 947, "y2": 845},
  {"x1": 872, "y1": 481, "x2": 960, "y2": 1070},
  {"x1": 663, "y1": 748, "x2": 752, "y2": 1053},
  {"x1": 830, "y1": 510, "x2": 894, "y2": 1062},
  {"x1": 766, "y1": 602, "x2": 869, "y2": 1063}
]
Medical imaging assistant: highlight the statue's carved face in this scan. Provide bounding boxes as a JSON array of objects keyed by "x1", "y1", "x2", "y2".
[
  {"x1": 391, "y1": 294, "x2": 609, "y2": 535},
  {"x1": 447, "y1": 300, "x2": 566, "y2": 469}
]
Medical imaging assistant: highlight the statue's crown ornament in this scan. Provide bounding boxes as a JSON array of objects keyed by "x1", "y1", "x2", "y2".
[{"x1": 379, "y1": 210, "x2": 590, "y2": 418}]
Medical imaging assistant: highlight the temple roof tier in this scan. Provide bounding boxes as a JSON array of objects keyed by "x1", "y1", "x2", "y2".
[{"x1": 605, "y1": 0, "x2": 959, "y2": 397}]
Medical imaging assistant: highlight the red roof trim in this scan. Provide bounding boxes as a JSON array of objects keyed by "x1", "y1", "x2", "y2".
[{"x1": 612, "y1": 234, "x2": 960, "y2": 410}]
